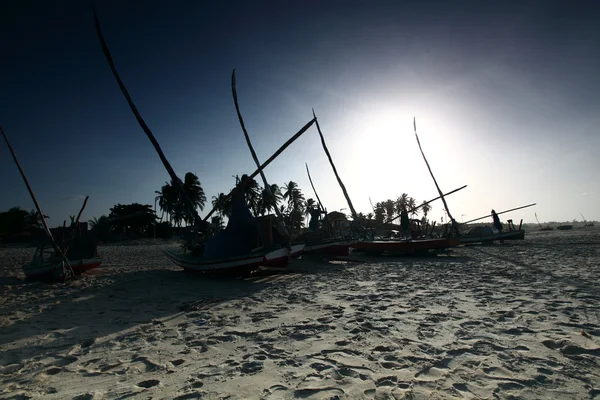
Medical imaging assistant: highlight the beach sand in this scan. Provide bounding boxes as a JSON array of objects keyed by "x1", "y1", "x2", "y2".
[{"x1": 1, "y1": 229, "x2": 599, "y2": 399}]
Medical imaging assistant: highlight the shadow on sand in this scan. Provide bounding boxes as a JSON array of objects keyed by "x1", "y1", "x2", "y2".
[{"x1": 0, "y1": 267, "x2": 275, "y2": 363}]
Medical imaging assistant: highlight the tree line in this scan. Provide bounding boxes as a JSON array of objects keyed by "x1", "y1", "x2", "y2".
[
  {"x1": 1, "y1": 171, "x2": 435, "y2": 244},
  {"x1": 372, "y1": 194, "x2": 433, "y2": 225}
]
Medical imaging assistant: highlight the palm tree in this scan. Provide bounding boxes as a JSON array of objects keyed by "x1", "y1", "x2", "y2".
[
  {"x1": 155, "y1": 182, "x2": 176, "y2": 224},
  {"x1": 421, "y1": 200, "x2": 432, "y2": 222},
  {"x1": 305, "y1": 198, "x2": 316, "y2": 226},
  {"x1": 234, "y1": 175, "x2": 262, "y2": 216},
  {"x1": 180, "y1": 172, "x2": 206, "y2": 225},
  {"x1": 210, "y1": 215, "x2": 225, "y2": 230},
  {"x1": 158, "y1": 172, "x2": 206, "y2": 227},
  {"x1": 407, "y1": 197, "x2": 417, "y2": 216},
  {"x1": 384, "y1": 199, "x2": 395, "y2": 221},
  {"x1": 211, "y1": 193, "x2": 232, "y2": 218},
  {"x1": 260, "y1": 183, "x2": 283, "y2": 215},
  {"x1": 283, "y1": 181, "x2": 306, "y2": 230},
  {"x1": 374, "y1": 202, "x2": 386, "y2": 224},
  {"x1": 395, "y1": 193, "x2": 409, "y2": 216}
]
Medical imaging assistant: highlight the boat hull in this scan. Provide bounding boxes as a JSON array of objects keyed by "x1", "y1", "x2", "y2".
[
  {"x1": 163, "y1": 244, "x2": 305, "y2": 274},
  {"x1": 303, "y1": 240, "x2": 352, "y2": 257},
  {"x1": 351, "y1": 238, "x2": 459, "y2": 255},
  {"x1": 263, "y1": 244, "x2": 305, "y2": 268},
  {"x1": 556, "y1": 225, "x2": 573, "y2": 230},
  {"x1": 459, "y1": 229, "x2": 525, "y2": 244},
  {"x1": 22, "y1": 257, "x2": 103, "y2": 280}
]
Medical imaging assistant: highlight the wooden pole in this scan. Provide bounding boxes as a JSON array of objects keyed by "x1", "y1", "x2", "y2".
[
  {"x1": 1, "y1": 126, "x2": 74, "y2": 278},
  {"x1": 93, "y1": 8, "x2": 200, "y2": 226},
  {"x1": 306, "y1": 163, "x2": 326, "y2": 212},
  {"x1": 313, "y1": 109, "x2": 358, "y2": 220},
  {"x1": 202, "y1": 118, "x2": 316, "y2": 223},
  {"x1": 412, "y1": 117, "x2": 459, "y2": 236},
  {"x1": 385, "y1": 185, "x2": 467, "y2": 224},
  {"x1": 74, "y1": 196, "x2": 89, "y2": 232},
  {"x1": 369, "y1": 197, "x2": 376, "y2": 214},
  {"x1": 231, "y1": 69, "x2": 289, "y2": 237},
  {"x1": 460, "y1": 203, "x2": 537, "y2": 225}
]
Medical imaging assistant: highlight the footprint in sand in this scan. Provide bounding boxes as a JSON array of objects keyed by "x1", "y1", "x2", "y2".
[
  {"x1": 293, "y1": 387, "x2": 344, "y2": 398},
  {"x1": 137, "y1": 379, "x2": 160, "y2": 388}
]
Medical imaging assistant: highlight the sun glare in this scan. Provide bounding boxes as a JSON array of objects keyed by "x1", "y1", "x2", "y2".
[{"x1": 336, "y1": 107, "x2": 457, "y2": 214}]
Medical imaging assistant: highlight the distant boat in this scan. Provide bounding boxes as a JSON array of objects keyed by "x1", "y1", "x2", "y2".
[
  {"x1": 535, "y1": 213, "x2": 554, "y2": 231},
  {"x1": 556, "y1": 225, "x2": 573, "y2": 231},
  {"x1": 581, "y1": 213, "x2": 595, "y2": 227},
  {"x1": 459, "y1": 226, "x2": 525, "y2": 244},
  {"x1": 351, "y1": 237, "x2": 460, "y2": 255},
  {"x1": 163, "y1": 244, "x2": 304, "y2": 274}
]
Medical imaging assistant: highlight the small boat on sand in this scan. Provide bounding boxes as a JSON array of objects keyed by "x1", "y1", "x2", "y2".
[
  {"x1": 556, "y1": 225, "x2": 573, "y2": 230},
  {"x1": 351, "y1": 237, "x2": 459, "y2": 255},
  {"x1": 23, "y1": 229, "x2": 102, "y2": 280},
  {"x1": 459, "y1": 219, "x2": 525, "y2": 244},
  {"x1": 163, "y1": 244, "x2": 304, "y2": 274},
  {"x1": 459, "y1": 228, "x2": 525, "y2": 244},
  {"x1": 164, "y1": 195, "x2": 304, "y2": 275},
  {"x1": 535, "y1": 213, "x2": 553, "y2": 231}
]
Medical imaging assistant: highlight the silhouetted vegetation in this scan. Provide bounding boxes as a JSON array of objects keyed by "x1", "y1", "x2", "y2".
[{"x1": 0, "y1": 206, "x2": 48, "y2": 243}]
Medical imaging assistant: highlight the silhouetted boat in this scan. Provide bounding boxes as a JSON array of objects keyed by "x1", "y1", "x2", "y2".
[
  {"x1": 535, "y1": 212, "x2": 553, "y2": 231},
  {"x1": 556, "y1": 225, "x2": 573, "y2": 230},
  {"x1": 459, "y1": 228, "x2": 525, "y2": 244},
  {"x1": 163, "y1": 198, "x2": 305, "y2": 275},
  {"x1": 163, "y1": 244, "x2": 304, "y2": 274},
  {"x1": 581, "y1": 214, "x2": 594, "y2": 227},
  {"x1": 304, "y1": 240, "x2": 352, "y2": 256},
  {"x1": 23, "y1": 229, "x2": 102, "y2": 280},
  {"x1": 351, "y1": 237, "x2": 459, "y2": 255},
  {"x1": 23, "y1": 254, "x2": 102, "y2": 280}
]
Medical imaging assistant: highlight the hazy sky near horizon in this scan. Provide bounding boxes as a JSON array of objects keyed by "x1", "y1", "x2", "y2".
[{"x1": 1, "y1": 0, "x2": 599, "y2": 226}]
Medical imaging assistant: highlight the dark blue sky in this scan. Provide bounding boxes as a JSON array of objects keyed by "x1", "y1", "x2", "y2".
[{"x1": 2, "y1": 0, "x2": 599, "y2": 224}]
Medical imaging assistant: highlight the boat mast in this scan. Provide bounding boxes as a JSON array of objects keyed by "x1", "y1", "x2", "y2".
[
  {"x1": 231, "y1": 69, "x2": 289, "y2": 237},
  {"x1": 460, "y1": 203, "x2": 537, "y2": 225},
  {"x1": 312, "y1": 109, "x2": 358, "y2": 220},
  {"x1": 1, "y1": 126, "x2": 74, "y2": 278},
  {"x1": 306, "y1": 163, "x2": 326, "y2": 212},
  {"x1": 384, "y1": 185, "x2": 467, "y2": 224},
  {"x1": 94, "y1": 8, "x2": 201, "y2": 226},
  {"x1": 412, "y1": 118, "x2": 459, "y2": 236},
  {"x1": 535, "y1": 212, "x2": 542, "y2": 228}
]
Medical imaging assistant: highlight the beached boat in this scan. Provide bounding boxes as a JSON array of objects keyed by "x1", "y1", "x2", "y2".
[
  {"x1": 23, "y1": 255, "x2": 102, "y2": 280},
  {"x1": 303, "y1": 239, "x2": 352, "y2": 256},
  {"x1": 23, "y1": 232, "x2": 102, "y2": 280},
  {"x1": 459, "y1": 228, "x2": 525, "y2": 244},
  {"x1": 535, "y1": 213, "x2": 553, "y2": 231},
  {"x1": 163, "y1": 195, "x2": 305, "y2": 275},
  {"x1": 163, "y1": 244, "x2": 304, "y2": 274},
  {"x1": 351, "y1": 237, "x2": 459, "y2": 255},
  {"x1": 556, "y1": 225, "x2": 573, "y2": 230},
  {"x1": 581, "y1": 214, "x2": 594, "y2": 227}
]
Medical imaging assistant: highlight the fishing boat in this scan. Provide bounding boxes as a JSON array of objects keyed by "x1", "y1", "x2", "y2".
[
  {"x1": 556, "y1": 225, "x2": 573, "y2": 230},
  {"x1": 163, "y1": 196, "x2": 304, "y2": 274},
  {"x1": 581, "y1": 214, "x2": 594, "y2": 227},
  {"x1": 94, "y1": 16, "x2": 318, "y2": 277},
  {"x1": 459, "y1": 227, "x2": 525, "y2": 244},
  {"x1": 535, "y1": 212, "x2": 553, "y2": 231},
  {"x1": 23, "y1": 249, "x2": 102, "y2": 280},
  {"x1": 23, "y1": 222, "x2": 103, "y2": 280},
  {"x1": 352, "y1": 237, "x2": 459, "y2": 255},
  {"x1": 163, "y1": 244, "x2": 304, "y2": 274},
  {"x1": 2, "y1": 127, "x2": 101, "y2": 281}
]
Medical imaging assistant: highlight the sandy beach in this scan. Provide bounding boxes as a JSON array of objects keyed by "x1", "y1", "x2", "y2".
[{"x1": 1, "y1": 229, "x2": 599, "y2": 399}]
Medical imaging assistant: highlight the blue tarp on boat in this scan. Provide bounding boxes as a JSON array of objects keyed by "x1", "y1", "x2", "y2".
[{"x1": 203, "y1": 194, "x2": 257, "y2": 259}]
